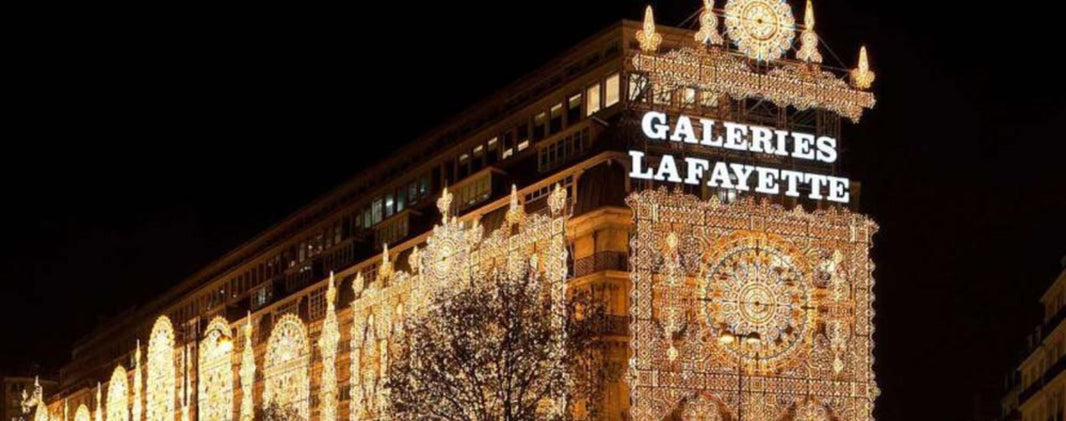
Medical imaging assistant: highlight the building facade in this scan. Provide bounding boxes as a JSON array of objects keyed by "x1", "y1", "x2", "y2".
[
  {"x1": 1011, "y1": 259, "x2": 1066, "y2": 421},
  {"x1": 37, "y1": 2, "x2": 880, "y2": 420}
]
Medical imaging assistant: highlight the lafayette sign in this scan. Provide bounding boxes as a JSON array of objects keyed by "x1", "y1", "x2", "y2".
[{"x1": 629, "y1": 111, "x2": 851, "y2": 203}]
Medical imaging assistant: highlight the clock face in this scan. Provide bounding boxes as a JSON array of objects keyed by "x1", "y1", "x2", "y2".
[
  {"x1": 701, "y1": 232, "x2": 812, "y2": 370},
  {"x1": 724, "y1": 0, "x2": 796, "y2": 61}
]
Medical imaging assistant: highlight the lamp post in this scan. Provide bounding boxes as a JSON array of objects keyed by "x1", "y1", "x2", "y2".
[{"x1": 718, "y1": 331, "x2": 761, "y2": 421}]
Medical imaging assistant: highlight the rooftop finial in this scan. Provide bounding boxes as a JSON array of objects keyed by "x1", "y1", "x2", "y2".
[
  {"x1": 437, "y1": 187, "x2": 453, "y2": 220},
  {"x1": 850, "y1": 45, "x2": 876, "y2": 89},
  {"x1": 505, "y1": 184, "x2": 526, "y2": 226},
  {"x1": 796, "y1": 0, "x2": 823, "y2": 63},
  {"x1": 695, "y1": 0, "x2": 724, "y2": 46},
  {"x1": 636, "y1": 5, "x2": 663, "y2": 53}
]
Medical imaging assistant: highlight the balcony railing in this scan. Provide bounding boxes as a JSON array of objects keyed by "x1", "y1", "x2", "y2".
[{"x1": 573, "y1": 251, "x2": 629, "y2": 277}]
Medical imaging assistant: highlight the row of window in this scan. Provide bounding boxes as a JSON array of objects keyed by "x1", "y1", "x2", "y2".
[{"x1": 628, "y1": 73, "x2": 720, "y2": 108}]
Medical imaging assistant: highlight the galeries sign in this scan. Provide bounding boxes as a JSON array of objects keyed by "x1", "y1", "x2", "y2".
[{"x1": 629, "y1": 111, "x2": 851, "y2": 203}]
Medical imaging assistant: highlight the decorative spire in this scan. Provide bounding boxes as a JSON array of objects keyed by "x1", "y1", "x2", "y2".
[
  {"x1": 850, "y1": 45, "x2": 876, "y2": 89},
  {"x1": 326, "y1": 271, "x2": 337, "y2": 307},
  {"x1": 94, "y1": 383, "x2": 102, "y2": 421},
  {"x1": 377, "y1": 244, "x2": 394, "y2": 282},
  {"x1": 437, "y1": 187, "x2": 453, "y2": 220},
  {"x1": 694, "y1": 0, "x2": 724, "y2": 46},
  {"x1": 796, "y1": 0, "x2": 823, "y2": 63},
  {"x1": 505, "y1": 184, "x2": 526, "y2": 226},
  {"x1": 408, "y1": 245, "x2": 422, "y2": 274},
  {"x1": 636, "y1": 5, "x2": 663, "y2": 53},
  {"x1": 352, "y1": 272, "x2": 365, "y2": 296}
]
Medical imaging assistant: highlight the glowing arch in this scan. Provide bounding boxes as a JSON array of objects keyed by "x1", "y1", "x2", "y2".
[
  {"x1": 263, "y1": 314, "x2": 310, "y2": 419},
  {"x1": 107, "y1": 366, "x2": 129, "y2": 421},
  {"x1": 198, "y1": 317, "x2": 234, "y2": 421},
  {"x1": 75, "y1": 405, "x2": 91, "y2": 421},
  {"x1": 146, "y1": 316, "x2": 175, "y2": 421}
]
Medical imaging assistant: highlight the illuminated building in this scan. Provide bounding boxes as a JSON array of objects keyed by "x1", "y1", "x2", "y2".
[
  {"x1": 1006, "y1": 258, "x2": 1066, "y2": 421},
  {"x1": 2, "y1": 376, "x2": 56, "y2": 421},
  {"x1": 43, "y1": 1, "x2": 879, "y2": 419}
]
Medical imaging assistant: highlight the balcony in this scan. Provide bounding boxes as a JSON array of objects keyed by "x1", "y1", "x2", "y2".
[{"x1": 573, "y1": 251, "x2": 629, "y2": 277}]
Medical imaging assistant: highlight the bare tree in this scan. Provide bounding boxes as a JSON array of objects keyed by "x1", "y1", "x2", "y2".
[{"x1": 386, "y1": 264, "x2": 606, "y2": 421}]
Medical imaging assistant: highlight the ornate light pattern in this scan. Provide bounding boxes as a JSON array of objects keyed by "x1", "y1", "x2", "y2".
[
  {"x1": 724, "y1": 0, "x2": 795, "y2": 61},
  {"x1": 695, "y1": 0, "x2": 725, "y2": 46},
  {"x1": 636, "y1": 5, "x2": 663, "y2": 53},
  {"x1": 263, "y1": 314, "x2": 310, "y2": 419},
  {"x1": 349, "y1": 185, "x2": 571, "y2": 420},
  {"x1": 795, "y1": 0, "x2": 822, "y2": 63},
  {"x1": 198, "y1": 317, "x2": 234, "y2": 421},
  {"x1": 146, "y1": 316, "x2": 175, "y2": 421},
  {"x1": 132, "y1": 342, "x2": 141, "y2": 421},
  {"x1": 850, "y1": 46, "x2": 875, "y2": 90},
  {"x1": 702, "y1": 231, "x2": 813, "y2": 370},
  {"x1": 626, "y1": 189, "x2": 878, "y2": 421},
  {"x1": 682, "y1": 394, "x2": 723, "y2": 421},
  {"x1": 107, "y1": 366, "x2": 129, "y2": 421},
  {"x1": 318, "y1": 273, "x2": 340, "y2": 421},
  {"x1": 74, "y1": 405, "x2": 90, "y2": 421},
  {"x1": 238, "y1": 313, "x2": 255, "y2": 421},
  {"x1": 633, "y1": 47, "x2": 875, "y2": 121}
]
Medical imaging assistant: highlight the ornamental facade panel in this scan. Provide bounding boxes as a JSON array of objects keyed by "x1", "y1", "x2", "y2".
[{"x1": 626, "y1": 189, "x2": 878, "y2": 421}]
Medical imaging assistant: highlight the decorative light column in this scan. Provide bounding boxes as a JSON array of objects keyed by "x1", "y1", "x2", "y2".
[
  {"x1": 319, "y1": 272, "x2": 340, "y2": 421},
  {"x1": 239, "y1": 312, "x2": 255, "y2": 421}
]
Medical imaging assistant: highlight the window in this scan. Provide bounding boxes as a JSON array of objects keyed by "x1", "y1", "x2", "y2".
[
  {"x1": 629, "y1": 73, "x2": 649, "y2": 101},
  {"x1": 700, "y1": 90, "x2": 719, "y2": 107},
  {"x1": 396, "y1": 188, "x2": 405, "y2": 212},
  {"x1": 605, "y1": 73, "x2": 620, "y2": 107},
  {"x1": 586, "y1": 83, "x2": 601, "y2": 116},
  {"x1": 371, "y1": 198, "x2": 383, "y2": 225},
  {"x1": 518, "y1": 140, "x2": 530, "y2": 152},
  {"x1": 654, "y1": 86, "x2": 671, "y2": 105},
  {"x1": 681, "y1": 87, "x2": 697, "y2": 107},
  {"x1": 533, "y1": 112, "x2": 547, "y2": 141},
  {"x1": 568, "y1": 94, "x2": 582, "y2": 123},
  {"x1": 550, "y1": 103, "x2": 563, "y2": 133},
  {"x1": 385, "y1": 193, "x2": 395, "y2": 218}
]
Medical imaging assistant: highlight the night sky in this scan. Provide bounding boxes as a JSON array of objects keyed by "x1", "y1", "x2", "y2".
[{"x1": 3, "y1": 1, "x2": 1065, "y2": 420}]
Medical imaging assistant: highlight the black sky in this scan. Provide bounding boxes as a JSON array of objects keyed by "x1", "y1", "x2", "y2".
[{"x1": 3, "y1": 1, "x2": 1065, "y2": 420}]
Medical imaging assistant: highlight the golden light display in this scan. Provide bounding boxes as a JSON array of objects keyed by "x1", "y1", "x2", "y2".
[
  {"x1": 626, "y1": 189, "x2": 878, "y2": 421},
  {"x1": 724, "y1": 0, "x2": 796, "y2": 61},
  {"x1": 75, "y1": 405, "x2": 90, "y2": 421},
  {"x1": 349, "y1": 185, "x2": 571, "y2": 420},
  {"x1": 145, "y1": 316, "x2": 175, "y2": 421},
  {"x1": 106, "y1": 366, "x2": 129, "y2": 421},
  {"x1": 318, "y1": 273, "x2": 340, "y2": 421},
  {"x1": 850, "y1": 46, "x2": 875, "y2": 90},
  {"x1": 132, "y1": 341, "x2": 142, "y2": 421},
  {"x1": 796, "y1": 0, "x2": 822, "y2": 63},
  {"x1": 695, "y1": 0, "x2": 725, "y2": 46},
  {"x1": 263, "y1": 314, "x2": 310, "y2": 419},
  {"x1": 632, "y1": 1, "x2": 877, "y2": 121},
  {"x1": 238, "y1": 314, "x2": 255, "y2": 421},
  {"x1": 636, "y1": 5, "x2": 663, "y2": 53},
  {"x1": 198, "y1": 317, "x2": 234, "y2": 421}
]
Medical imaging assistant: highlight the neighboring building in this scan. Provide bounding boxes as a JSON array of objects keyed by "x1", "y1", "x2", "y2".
[
  {"x1": 43, "y1": 3, "x2": 881, "y2": 420},
  {"x1": 1014, "y1": 258, "x2": 1066, "y2": 421}
]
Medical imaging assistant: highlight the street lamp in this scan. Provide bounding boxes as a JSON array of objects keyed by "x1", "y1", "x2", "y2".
[{"x1": 718, "y1": 330, "x2": 761, "y2": 421}]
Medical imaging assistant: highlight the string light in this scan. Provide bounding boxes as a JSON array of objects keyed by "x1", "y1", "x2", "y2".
[{"x1": 724, "y1": 0, "x2": 796, "y2": 61}]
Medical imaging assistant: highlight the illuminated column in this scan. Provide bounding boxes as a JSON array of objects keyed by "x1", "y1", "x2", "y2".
[
  {"x1": 318, "y1": 273, "x2": 340, "y2": 421},
  {"x1": 132, "y1": 342, "x2": 141, "y2": 421},
  {"x1": 94, "y1": 383, "x2": 102, "y2": 421},
  {"x1": 238, "y1": 313, "x2": 255, "y2": 421}
]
